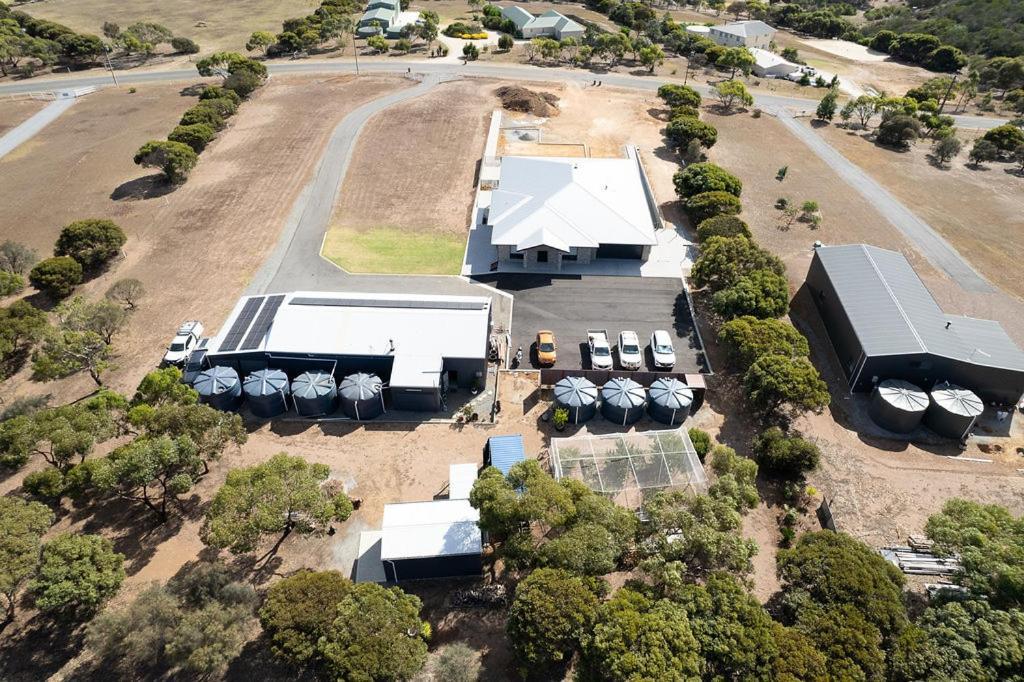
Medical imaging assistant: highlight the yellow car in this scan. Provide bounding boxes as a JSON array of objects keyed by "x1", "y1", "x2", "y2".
[{"x1": 536, "y1": 330, "x2": 557, "y2": 366}]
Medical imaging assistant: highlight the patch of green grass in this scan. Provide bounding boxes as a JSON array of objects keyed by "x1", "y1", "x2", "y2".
[{"x1": 323, "y1": 226, "x2": 465, "y2": 275}]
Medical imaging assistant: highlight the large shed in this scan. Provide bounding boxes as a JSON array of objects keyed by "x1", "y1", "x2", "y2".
[
  {"x1": 600, "y1": 377, "x2": 646, "y2": 426},
  {"x1": 805, "y1": 244, "x2": 1024, "y2": 405},
  {"x1": 553, "y1": 376, "x2": 598, "y2": 423},
  {"x1": 378, "y1": 499, "x2": 482, "y2": 581}
]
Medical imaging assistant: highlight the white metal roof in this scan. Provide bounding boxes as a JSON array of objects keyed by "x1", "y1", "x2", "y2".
[
  {"x1": 209, "y1": 291, "x2": 490, "y2": 366},
  {"x1": 750, "y1": 47, "x2": 797, "y2": 71},
  {"x1": 380, "y1": 499, "x2": 482, "y2": 560},
  {"x1": 449, "y1": 463, "x2": 478, "y2": 500},
  {"x1": 489, "y1": 155, "x2": 658, "y2": 252},
  {"x1": 712, "y1": 20, "x2": 776, "y2": 38}
]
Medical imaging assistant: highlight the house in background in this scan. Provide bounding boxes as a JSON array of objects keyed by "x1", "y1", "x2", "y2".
[
  {"x1": 709, "y1": 20, "x2": 776, "y2": 49},
  {"x1": 486, "y1": 148, "x2": 660, "y2": 271},
  {"x1": 357, "y1": 0, "x2": 420, "y2": 37},
  {"x1": 500, "y1": 6, "x2": 585, "y2": 40}
]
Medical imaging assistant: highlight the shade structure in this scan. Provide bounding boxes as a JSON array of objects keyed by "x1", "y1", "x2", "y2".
[
  {"x1": 600, "y1": 377, "x2": 646, "y2": 426},
  {"x1": 647, "y1": 377, "x2": 693, "y2": 426},
  {"x1": 868, "y1": 379, "x2": 928, "y2": 434},
  {"x1": 925, "y1": 381, "x2": 984, "y2": 440},
  {"x1": 243, "y1": 369, "x2": 290, "y2": 418},
  {"x1": 553, "y1": 376, "x2": 598, "y2": 424},
  {"x1": 291, "y1": 371, "x2": 338, "y2": 417},
  {"x1": 338, "y1": 373, "x2": 385, "y2": 420},
  {"x1": 194, "y1": 366, "x2": 242, "y2": 411}
]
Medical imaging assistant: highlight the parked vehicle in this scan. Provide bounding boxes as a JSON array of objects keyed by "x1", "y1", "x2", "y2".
[
  {"x1": 163, "y1": 320, "x2": 204, "y2": 366},
  {"x1": 180, "y1": 338, "x2": 210, "y2": 384},
  {"x1": 618, "y1": 331, "x2": 642, "y2": 370},
  {"x1": 536, "y1": 330, "x2": 557, "y2": 366},
  {"x1": 587, "y1": 329, "x2": 613, "y2": 370},
  {"x1": 650, "y1": 329, "x2": 676, "y2": 369}
]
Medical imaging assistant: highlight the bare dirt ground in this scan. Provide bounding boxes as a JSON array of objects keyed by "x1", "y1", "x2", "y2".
[
  {"x1": 0, "y1": 75, "x2": 411, "y2": 404},
  {"x1": 22, "y1": 0, "x2": 315, "y2": 54},
  {"x1": 811, "y1": 121, "x2": 1024, "y2": 300},
  {"x1": 0, "y1": 99, "x2": 47, "y2": 136},
  {"x1": 329, "y1": 78, "x2": 492, "y2": 236}
]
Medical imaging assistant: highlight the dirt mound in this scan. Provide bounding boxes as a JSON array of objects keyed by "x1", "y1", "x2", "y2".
[{"x1": 495, "y1": 85, "x2": 560, "y2": 117}]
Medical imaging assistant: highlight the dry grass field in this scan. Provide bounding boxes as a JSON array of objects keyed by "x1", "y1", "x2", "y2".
[
  {"x1": 0, "y1": 99, "x2": 47, "y2": 136},
  {"x1": 24, "y1": 0, "x2": 316, "y2": 53},
  {"x1": 323, "y1": 78, "x2": 493, "y2": 274},
  {"x1": 0, "y1": 74, "x2": 411, "y2": 403}
]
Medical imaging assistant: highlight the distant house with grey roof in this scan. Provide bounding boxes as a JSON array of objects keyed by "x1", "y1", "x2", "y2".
[
  {"x1": 806, "y1": 243, "x2": 1024, "y2": 405},
  {"x1": 709, "y1": 20, "x2": 775, "y2": 49},
  {"x1": 357, "y1": 0, "x2": 420, "y2": 37},
  {"x1": 500, "y1": 6, "x2": 585, "y2": 40}
]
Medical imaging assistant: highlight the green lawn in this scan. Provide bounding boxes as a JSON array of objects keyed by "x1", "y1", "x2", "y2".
[{"x1": 322, "y1": 226, "x2": 466, "y2": 275}]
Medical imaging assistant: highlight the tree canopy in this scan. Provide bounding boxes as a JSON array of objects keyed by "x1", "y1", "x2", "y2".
[
  {"x1": 673, "y1": 162, "x2": 742, "y2": 199},
  {"x1": 30, "y1": 532, "x2": 125, "y2": 617},
  {"x1": 691, "y1": 236, "x2": 785, "y2": 293},
  {"x1": 743, "y1": 354, "x2": 830, "y2": 418},
  {"x1": 54, "y1": 219, "x2": 126, "y2": 271},
  {"x1": 258, "y1": 570, "x2": 352, "y2": 667},
  {"x1": 0, "y1": 496, "x2": 53, "y2": 624},
  {"x1": 719, "y1": 316, "x2": 809, "y2": 371},
  {"x1": 711, "y1": 268, "x2": 790, "y2": 320}
]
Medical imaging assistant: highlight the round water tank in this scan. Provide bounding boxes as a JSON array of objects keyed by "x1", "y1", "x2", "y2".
[
  {"x1": 291, "y1": 371, "x2": 338, "y2": 417},
  {"x1": 339, "y1": 373, "x2": 385, "y2": 420},
  {"x1": 868, "y1": 379, "x2": 928, "y2": 434},
  {"x1": 243, "y1": 369, "x2": 290, "y2": 419},
  {"x1": 194, "y1": 366, "x2": 243, "y2": 412},
  {"x1": 553, "y1": 376, "x2": 598, "y2": 424},
  {"x1": 925, "y1": 382, "x2": 984, "y2": 440},
  {"x1": 647, "y1": 377, "x2": 694, "y2": 426},
  {"x1": 600, "y1": 377, "x2": 646, "y2": 426}
]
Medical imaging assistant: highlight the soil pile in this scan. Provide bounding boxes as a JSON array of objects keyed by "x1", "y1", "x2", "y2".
[{"x1": 495, "y1": 85, "x2": 560, "y2": 117}]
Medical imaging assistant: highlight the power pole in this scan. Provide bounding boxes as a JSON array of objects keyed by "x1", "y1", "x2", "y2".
[
  {"x1": 353, "y1": 29, "x2": 360, "y2": 75},
  {"x1": 937, "y1": 72, "x2": 958, "y2": 115},
  {"x1": 104, "y1": 48, "x2": 119, "y2": 87}
]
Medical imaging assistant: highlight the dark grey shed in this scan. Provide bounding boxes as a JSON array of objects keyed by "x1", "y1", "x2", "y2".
[
  {"x1": 194, "y1": 366, "x2": 243, "y2": 412},
  {"x1": 243, "y1": 369, "x2": 290, "y2": 418},
  {"x1": 291, "y1": 371, "x2": 338, "y2": 417},
  {"x1": 600, "y1": 377, "x2": 646, "y2": 426},
  {"x1": 868, "y1": 379, "x2": 928, "y2": 434},
  {"x1": 553, "y1": 376, "x2": 598, "y2": 423},
  {"x1": 339, "y1": 373, "x2": 385, "y2": 420},
  {"x1": 924, "y1": 382, "x2": 984, "y2": 440},
  {"x1": 805, "y1": 244, "x2": 1024, "y2": 405},
  {"x1": 647, "y1": 377, "x2": 693, "y2": 425}
]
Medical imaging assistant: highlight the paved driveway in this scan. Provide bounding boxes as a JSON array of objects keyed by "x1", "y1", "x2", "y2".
[{"x1": 475, "y1": 274, "x2": 707, "y2": 373}]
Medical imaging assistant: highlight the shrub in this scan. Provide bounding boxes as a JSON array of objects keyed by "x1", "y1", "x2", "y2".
[
  {"x1": 30, "y1": 533, "x2": 125, "y2": 617},
  {"x1": 673, "y1": 162, "x2": 742, "y2": 199},
  {"x1": 670, "y1": 104, "x2": 699, "y2": 119},
  {"x1": 658, "y1": 83, "x2": 702, "y2": 108},
  {"x1": 696, "y1": 215, "x2": 750, "y2": 242},
  {"x1": 463, "y1": 43, "x2": 480, "y2": 60},
  {"x1": 170, "y1": 36, "x2": 200, "y2": 54},
  {"x1": 23, "y1": 467, "x2": 67, "y2": 502},
  {"x1": 394, "y1": 38, "x2": 412, "y2": 53},
  {"x1": 54, "y1": 219, "x2": 126, "y2": 271},
  {"x1": 665, "y1": 116, "x2": 718, "y2": 150},
  {"x1": 691, "y1": 236, "x2": 785, "y2": 292},
  {"x1": 684, "y1": 191, "x2": 741, "y2": 224},
  {"x1": 29, "y1": 257, "x2": 83, "y2": 298},
  {"x1": 180, "y1": 105, "x2": 225, "y2": 130},
  {"x1": 168, "y1": 124, "x2": 216, "y2": 153},
  {"x1": 0, "y1": 241, "x2": 38, "y2": 275},
  {"x1": 0, "y1": 272, "x2": 25, "y2": 297},
  {"x1": 105, "y1": 278, "x2": 145, "y2": 310},
  {"x1": 876, "y1": 114, "x2": 921, "y2": 149},
  {"x1": 688, "y1": 427, "x2": 712, "y2": 461},
  {"x1": 982, "y1": 124, "x2": 1024, "y2": 153},
  {"x1": 506, "y1": 568, "x2": 599, "y2": 669},
  {"x1": 258, "y1": 570, "x2": 352, "y2": 665},
  {"x1": 712, "y1": 269, "x2": 790, "y2": 319},
  {"x1": 134, "y1": 140, "x2": 199, "y2": 184},
  {"x1": 435, "y1": 643, "x2": 481, "y2": 682},
  {"x1": 199, "y1": 85, "x2": 241, "y2": 105},
  {"x1": 743, "y1": 354, "x2": 830, "y2": 418},
  {"x1": 718, "y1": 316, "x2": 809, "y2": 371},
  {"x1": 194, "y1": 97, "x2": 238, "y2": 118},
  {"x1": 498, "y1": 34, "x2": 514, "y2": 51},
  {"x1": 753, "y1": 427, "x2": 820, "y2": 475},
  {"x1": 223, "y1": 70, "x2": 264, "y2": 98}
]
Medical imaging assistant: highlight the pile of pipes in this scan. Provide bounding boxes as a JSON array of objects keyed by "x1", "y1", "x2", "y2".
[{"x1": 881, "y1": 545, "x2": 961, "y2": 576}]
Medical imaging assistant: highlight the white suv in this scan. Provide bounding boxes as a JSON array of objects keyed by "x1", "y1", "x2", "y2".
[
  {"x1": 650, "y1": 329, "x2": 676, "y2": 369},
  {"x1": 163, "y1": 321, "x2": 204, "y2": 366},
  {"x1": 617, "y1": 331, "x2": 642, "y2": 370}
]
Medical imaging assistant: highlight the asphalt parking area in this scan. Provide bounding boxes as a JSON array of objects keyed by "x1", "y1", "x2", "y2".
[{"x1": 474, "y1": 274, "x2": 708, "y2": 373}]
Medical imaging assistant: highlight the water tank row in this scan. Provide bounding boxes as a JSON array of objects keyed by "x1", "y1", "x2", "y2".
[
  {"x1": 552, "y1": 376, "x2": 695, "y2": 427},
  {"x1": 193, "y1": 367, "x2": 385, "y2": 420},
  {"x1": 869, "y1": 379, "x2": 984, "y2": 440}
]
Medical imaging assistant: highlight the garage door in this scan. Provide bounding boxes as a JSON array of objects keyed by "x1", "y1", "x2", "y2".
[{"x1": 596, "y1": 244, "x2": 644, "y2": 260}]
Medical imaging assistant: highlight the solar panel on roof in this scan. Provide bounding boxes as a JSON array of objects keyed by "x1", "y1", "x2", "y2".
[
  {"x1": 240, "y1": 294, "x2": 285, "y2": 351},
  {"x1": 218, "y1": 297, "x2": 264, "y2": 352},
  {"x1": 289, "y1": 296, "x2": 487, "y2": 311}
]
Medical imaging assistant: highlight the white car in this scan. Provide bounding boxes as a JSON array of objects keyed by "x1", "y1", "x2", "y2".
[
  {"x1": 617, "y1": 331, "x2": 642, "y2": 370},
  {"x1": 163, "y1": 320, "x2": 204, "y2": 366},
  {"x1": 650, "y1": 329, "x2": 676, "y2": 369}
]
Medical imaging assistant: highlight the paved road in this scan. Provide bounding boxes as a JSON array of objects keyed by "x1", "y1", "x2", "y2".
[
  {"x1": 775, "y1": 109, "x2": 993, "y2": 293},
  {"x1": 0, "y1": 97, "x2": 75, "y2": 159},
  {"x1": 0, "y1": 60, "x2": 1006, "y2": 130}
]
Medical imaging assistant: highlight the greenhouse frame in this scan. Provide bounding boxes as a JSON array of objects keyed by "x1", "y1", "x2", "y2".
[{"x1": 550, "y1": 428, "x2": 707, "y2": 508}]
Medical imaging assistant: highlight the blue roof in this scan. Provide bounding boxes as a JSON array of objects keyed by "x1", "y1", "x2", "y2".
[{"x1": 487, "y1": 435, "x2": 526, "y2": 475}]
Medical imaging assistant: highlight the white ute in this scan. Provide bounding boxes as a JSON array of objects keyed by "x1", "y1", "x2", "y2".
[
  {"x1": 587, "y1": 329, "x2": 614, "y2": 370},
  {"x1": 650, "y1": 329, "x2": 676, "y2": 369},
  {"x1": 618, "y1": 331, "x2": 642, "y2": 370},
  {"x1": 163, "y1": 321, "x2": 204, "y2": 366}
]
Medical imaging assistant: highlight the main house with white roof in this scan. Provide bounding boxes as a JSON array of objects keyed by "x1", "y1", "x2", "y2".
[
  {"x1": 709, "y1": 20, "x2": 776, "y2": 49},
  {"x1": 485, "y1": 147, "x2": 660, "y2": 271}
]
